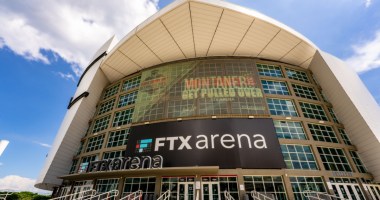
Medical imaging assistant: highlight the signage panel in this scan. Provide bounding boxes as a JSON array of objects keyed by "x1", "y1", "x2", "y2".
[
  {"x1": 132, "y1": 59, "x2": 267, "y2": 123},
  {"x1": 126, "y1": 118, "x2": 286, "y2": 169}
]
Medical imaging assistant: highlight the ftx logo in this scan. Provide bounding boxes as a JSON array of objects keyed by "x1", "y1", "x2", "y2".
[{"x1": 135, "y1": 139, "x2": 153, "y2": 153}]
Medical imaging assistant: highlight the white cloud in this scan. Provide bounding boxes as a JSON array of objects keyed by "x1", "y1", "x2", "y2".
[
  {"x1": 0, "y1": 175, "x2": 51, "y2": 194},
  {"x1": 0, "y1": 0, "x2": 159, "y2": 76},
  {"x1": 0, "y1": 162, "x2": 3, "y2": 166},
  {"x1": 345, "y1": 31, "x2": 380, "y2": 73},
  {"x1": 55, "y1": 72, "x2": 75, "y2": 82},
  {"x1": 365, "y1": 0, "x2": 372, "y2": 7},
  {"x1": 34, "y1": 141, "x2": 52, "y2": 148},
  {"x1": 0, "y1": 140, "x2": 9, "y2": 156}
]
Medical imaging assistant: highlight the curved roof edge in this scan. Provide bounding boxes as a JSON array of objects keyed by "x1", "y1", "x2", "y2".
[
  {"x1": 100, "y1": 0, "x2": 319, "y2": 82},
  {"x1": 110, "y1": 0, "x2": 317, "y2": 57}
]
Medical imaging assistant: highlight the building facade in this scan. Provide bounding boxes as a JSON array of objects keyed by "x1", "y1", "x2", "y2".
[{"x1": 35, "y1": 0, "x2": 380, "y2": 200}]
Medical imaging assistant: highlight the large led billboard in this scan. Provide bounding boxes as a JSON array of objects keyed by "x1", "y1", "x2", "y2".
[{"x1": 132, "y1": 59, "x2": 267, "y2": 123}]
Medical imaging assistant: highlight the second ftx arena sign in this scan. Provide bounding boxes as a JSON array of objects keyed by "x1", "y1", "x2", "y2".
[{"x1": 126, "y1": 118, "x2": 285, "y2": 169}]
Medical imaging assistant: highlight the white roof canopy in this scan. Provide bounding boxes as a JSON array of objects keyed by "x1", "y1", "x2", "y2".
[{"x1": 100, "y1": 0, "x2": 318, "y2": 82}]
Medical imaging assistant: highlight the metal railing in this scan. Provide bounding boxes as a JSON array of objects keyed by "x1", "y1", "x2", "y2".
[
  {"x1": 251, "y1": 191, "x2": 275, "y2": 200},
  {"x1": 88, "y1": 190, "x2": 119, "y2": 200},
  {"x1": 119, "y1": 190, "x2": 143, "y2": 200},
  {"x1": 157, "y1": 190, "x2": 170, "y2": 200},
  {"x1": 224, "y1": 190, "x2": 235, "y2": 200},
  {"x1": 50, "y1": 189, "x2": 96, "y2": 200},
  {"x1": 303, "y1": 190, "x2": 346, "y2": 200},
  {"x1": 0, "y1": 192, "x2": 12, "y2": 200}
]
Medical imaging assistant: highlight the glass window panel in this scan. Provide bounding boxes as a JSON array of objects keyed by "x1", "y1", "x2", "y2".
[
  {"x1": 328, "y1": 107, "x2": 340, "y2": 124},
  {"x1": 85, "y1": 134, "x2": 105, "y2": 152},
  {"x1": 267, "y1": 98, "x2": 298, "y2": 117},
  {"x1": 107, "y1": 129, "x2": 129, "y2": 148},
  {"x1": 257, "y1": 63, "x2": 283, "y2": 77},
  {"x1": 290, "y1": 176, "x2": 326, "y2": 200},
  {"x1": 112, "y1": 108, "x2": 134, "y2": 127},
  {"x1": 286, "y1": 68, "x2": 310, "y2": 83},
  {"x1": 78, "y1": 155, "x2": 98, "y2": 173},
  {"x1": 96, "y1": 179, "x2": 119, "y2": 193},
  {"x1": 122, "y1": 76, "x2": 141, "y2": 91},
  {"x1": 261, "y1": 80, "x2": 290, "y2": 95},
  {"x1": 92, "y1": 115, "x2": 110, "y2": 133},
  {"x1": 118, "y1": 91, "x2": 138, "y2": 108},
  {"x1": 292, "y1": 84, "x2": 318, "y2": 100},
  {"x1": 103, "y1": 84, "x2": 120, "y2": 100},
  {"x1": 299, "y1": 102, "x2": 328, "y2": 121},
  {"x1": 97, "y1": 98, "x2": 115, "y2": 115},
  {"x1": 123, "y1": 177, "x2": 156, "y2": 199},
  {"x1": 350, "y1": 151, "x2": 368, "y2": 173},
  {"x1": 281, "y1": 144, "x2": 318, "y2": 170},
  {"x1": 317, "y1": 147, "x2": 352, "y2": 172},
  {"x1": 274, "y1": 121, "x2": 307, "y2": 140},
  {"x1": 339, "y1": 129, "x2": 352, "y2": 145},
  {"x1": 69, "y1": 159, "x2": 78, "y2": 174},
  {"x1": 243, "y1": 176, "x2": 287, "y2": 200},
  {"x1": 103, "y1": 150, "x2": 126, "y2": 159},
  {"x1": 308, "y1": 124, "x2": 338, "y2": 143}
]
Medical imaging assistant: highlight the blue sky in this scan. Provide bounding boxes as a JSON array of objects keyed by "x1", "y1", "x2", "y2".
[{"x1": 0, "y1": 0, "x2": 379, "y2": 193}]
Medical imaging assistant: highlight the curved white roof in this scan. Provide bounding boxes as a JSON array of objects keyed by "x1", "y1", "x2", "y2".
[{"x1": 100, "y1": 0, "x2": 318, "y2": 82}]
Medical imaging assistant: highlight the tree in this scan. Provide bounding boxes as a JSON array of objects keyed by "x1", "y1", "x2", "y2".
[{"x1": 2, "y1": 191, "x2": 50, "y2": 200}]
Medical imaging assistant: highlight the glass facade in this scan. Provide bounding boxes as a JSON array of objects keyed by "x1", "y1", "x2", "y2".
[
  {"x1": 123, "y1": 177, "x2": 156, "y2": 198},
  {"x1": 118, "y1": 91, "x2": 138, "y2": 108},
  {"x1": 299, "y1": 102, "x2": 328, "y2": 121},
  {"x1": 339, "y1": 129, "x2": 352, "y2": 145},
  {"x1": 290, "y1": 176, "x2": 326, "y2": 200},
  {"x1": 69, "y1": 159, "x2": 78, "y2": 174},
  {"x1": 85, "y1": 134, "x2": 104, "y2": 152},
  {"x1": 97, "y1": 98, "x2": 115, "y2": 115},
  {"x1": 267, "y1": 98, "x2": 298, "y2": 116},
  {"x1": 285, "y1": 68, "x2": 310, "y2": 83},
  {"x1": 261, "y1": 80, "x2": 290, "y2": 95},
  {"x1": 102, "y1": 150, "x2": 125, "y2": 159},
  {"x1": 328, "y1": 107, "x2": 340, "y2": 124},
  {"x1": 350, "y1": 151, "x2": 368, "y2": 173},
  {"x1": 274, "y1": 121, "x2": 307, "y2": 140},
  {"x1": 243, "y1": 176, "x2": 287, "y2": 200},
  {"x1": 95, "y1": 179, "x2": 119, "y2": 193},
  {"x1": 281, "y1": 144, "x2": 318, "y2": 170},
  {"x1": 112, "y1": 108, "x2": 134, "y2": 127},
  {"x1": 78, "y1": 155, "x2": 97, "y2": 173},
  {"x1": 122, "y1": 76, "x2": 141, "y2": 91},
  {"x1": 107, "y1": 129, "x2": 129, "y2": 148},
  {"x1": 201, "y1": 176, "x2": 239, "y2": 200},
  {"x1": 65, "y1": 58, "x2": 371, "y2": 200},
  {"x1": 257, "y1": 63, "x2": 283, "y2": 77},
  {"x1": 133, "y1": 59, "x2": 267, "y2": 122},
  {"x1": 292, "y1": 84, "x2": 318, "y2": 100},
  {"x1": 307, "y1": 124, "x2": 338, "y2": 143},
  {"x1": 92, "y1": 115, "x2": 110, "y2": 133},
  {"x1": 317, "y1": 147, "x2": 352, "y2": 172},
  {"x1": 103, "y1": 84, "x2": 120, "y2": 100},
  {"x1": 161, "y1": 177, "x2": 195, "y2": 200}
]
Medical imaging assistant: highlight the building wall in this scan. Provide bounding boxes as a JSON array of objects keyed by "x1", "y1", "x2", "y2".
[
  {"x1": 309, "y1": 51, "x2": 380, "y2": 181},
  {"x1": 35, "y1": 37, "x2": 116, "y2": 190},
  {"x1": 59, "y1": 57, "x2": 375, "y2": 199}
]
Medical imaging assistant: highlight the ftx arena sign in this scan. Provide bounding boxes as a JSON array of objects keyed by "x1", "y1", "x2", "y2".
[{"x1": 126, "y1": 118, "x2": 285, "y2": 169}]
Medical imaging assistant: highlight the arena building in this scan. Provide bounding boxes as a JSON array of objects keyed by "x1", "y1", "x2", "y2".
[{"x1": 35, "y1": 0, "x2": 380, "y2": 199}]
